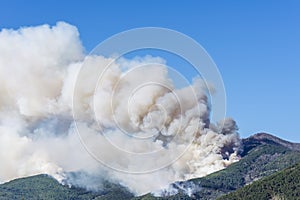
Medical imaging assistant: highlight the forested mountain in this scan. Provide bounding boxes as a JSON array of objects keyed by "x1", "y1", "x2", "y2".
[
  {"x1": 218, "y1": 163, "x2": 300, "y2": 200},
  {"x1": 1, "y1": 133, "x2": 300, "y2": 200},
  {"x1": 136, "y1": 133, "x2": 300, "y2": 199}
]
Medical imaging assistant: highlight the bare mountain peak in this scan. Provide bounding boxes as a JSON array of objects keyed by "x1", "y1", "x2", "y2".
[{"x1": 242, "y1": 132, "x2": 300, "y2": 153}]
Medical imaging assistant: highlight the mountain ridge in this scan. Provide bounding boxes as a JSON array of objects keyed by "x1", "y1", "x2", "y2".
[{"x1": 242, "y1": 132, "x2": 300, "y2": 152}]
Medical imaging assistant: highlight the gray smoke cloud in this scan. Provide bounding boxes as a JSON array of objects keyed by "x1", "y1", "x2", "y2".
[
  {"x1": 152, "y1": 181, "x2": 202, "y2": 198},
  {"x1": 0, "y1": 22, "x2": 240, "y2": 195}
]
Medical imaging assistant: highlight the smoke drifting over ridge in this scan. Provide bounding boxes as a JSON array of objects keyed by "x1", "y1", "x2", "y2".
[{"x1": 0, "y1": 22, "x2": 240, "y2": 195}]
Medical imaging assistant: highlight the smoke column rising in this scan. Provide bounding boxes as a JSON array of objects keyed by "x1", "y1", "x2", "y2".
[{"x1": 0, "y1": 22, "x2": 240, "y2": 195}]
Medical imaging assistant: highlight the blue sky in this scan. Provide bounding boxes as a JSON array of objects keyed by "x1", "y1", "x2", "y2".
[{"x1": 1, "y1": 0, "x2": 299, "y2": 141}]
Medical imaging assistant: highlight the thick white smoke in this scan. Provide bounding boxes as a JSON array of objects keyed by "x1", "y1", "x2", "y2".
[{"x1": 0, "y1": 22, "x2": 240, "y2": 195}]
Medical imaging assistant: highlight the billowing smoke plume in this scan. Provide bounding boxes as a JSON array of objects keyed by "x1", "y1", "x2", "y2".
[{"x1": 0, "y1": 22, "x2": 240, "y2": 195}]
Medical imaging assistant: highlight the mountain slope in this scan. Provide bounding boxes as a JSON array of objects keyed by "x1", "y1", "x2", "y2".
[
  {"x1": 137, "y1": 133, "x2": 300, "y2": 199},
  {"x1": 218, "y1": 163, "x2": 300, "y2": 200},
  {"x1": 0, "y1": 174, "x2": 133, "y2": 200},
  {"x1": 0, "y1": 133, "x2": 299, "y2": 200}
]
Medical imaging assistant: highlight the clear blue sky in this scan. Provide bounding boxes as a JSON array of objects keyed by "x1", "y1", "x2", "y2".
[{"x1": 1, "y1": 0, "x2": 299, "y2": 141}]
